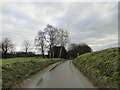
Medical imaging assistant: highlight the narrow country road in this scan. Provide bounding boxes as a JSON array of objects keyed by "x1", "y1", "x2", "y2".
[{"x1": 24, "y1": 60, "x2": 95, "y2": 88}]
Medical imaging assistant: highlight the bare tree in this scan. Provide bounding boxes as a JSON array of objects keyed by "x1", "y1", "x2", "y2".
[
  {"x1": 35, "y1": 31, "x2": 47, "y2": 58},
  {"x1": 0, "y1": 37, "x2": 15, "y2": 59},
  {"x1": 44, "y1": 24, "x2": 60, "y2": 58},
  {"x1": 23, "y1": 40, "x2": 31, "y2": 58},
  {"x1": 58, "y1": 29, "x2": 69, "y2": 58},
  {"x1": 35, "y1": 24, "x2": 69, "y2": 58}
]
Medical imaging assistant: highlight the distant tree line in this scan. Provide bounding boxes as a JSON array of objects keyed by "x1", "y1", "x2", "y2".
[{"x1": 0, "y1": 24, "x2": 92, "y2": 59}]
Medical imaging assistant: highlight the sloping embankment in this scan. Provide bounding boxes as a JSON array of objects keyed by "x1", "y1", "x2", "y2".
[
  {"x1": 2, "y1": 58, "x2": 64, "y2": 89},
  {"x1": 73, "y1": 47, "x2": 119, "y2": 88}
]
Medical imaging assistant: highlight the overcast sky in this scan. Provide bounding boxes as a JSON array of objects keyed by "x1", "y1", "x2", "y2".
[{"x1": 1, "y1": 2, "x2": 118, "y2": 51}]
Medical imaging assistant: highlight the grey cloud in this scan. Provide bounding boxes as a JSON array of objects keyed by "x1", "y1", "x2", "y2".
[{"x1": 2, "y1": 2, "x2": 118, "y2": 51}]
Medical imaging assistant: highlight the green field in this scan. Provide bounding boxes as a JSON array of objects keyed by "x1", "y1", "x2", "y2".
[
  {"x1": 2, "y1": 58, "x2": 62, "y2": 65},
  {"x1": 2, "y1": 58, "x2": 64, "y2": 88},
  {"x1": 2, "y1": 58, "x2": 46, "y2": 65},
  {"x1": 73, "y1": 47, "x2": 119, "y2": 88}
]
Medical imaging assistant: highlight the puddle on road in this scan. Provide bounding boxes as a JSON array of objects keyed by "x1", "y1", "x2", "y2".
[{"x1": 36, "y1": 77, "x2": 43, "y2": 86}]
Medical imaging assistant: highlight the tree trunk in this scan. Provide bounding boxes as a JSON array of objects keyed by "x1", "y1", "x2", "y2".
[
  {"x1": 52, "y1": 48, "x2": 54, "y2": 58},
  {"x1": 41, "y1": 45, "x2": 44, "y2": 58},
  {"x1": 4, "y1": 51, "x2": 7, "y2": 59},
  {"x1": 49, "y1": 45, "x2": 52, "y2": 58},
  {"x1": 26, "y1": 49, "x2": 28, "y2": 58},
  {"x1": 58, "y1": 46, "x2": 62, "y2": 58},
  {"x1": 42, "y1": 50, "x2": 44, "y2": 58}
]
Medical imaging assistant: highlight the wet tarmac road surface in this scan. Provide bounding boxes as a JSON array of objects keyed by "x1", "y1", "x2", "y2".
[{"x1": 24, "y1": 60, "x2": 95, "y2": 88}]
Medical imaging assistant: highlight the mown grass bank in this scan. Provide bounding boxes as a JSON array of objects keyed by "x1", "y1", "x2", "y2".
[
  {"x1": 2, "y1": 58, "x2": 64, "y2": 89},
  {"x1": 73, "y1": 47, "x2": 119, "y2": 88}
]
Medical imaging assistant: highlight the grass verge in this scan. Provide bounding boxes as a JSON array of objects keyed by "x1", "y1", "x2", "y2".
[
  {"x1": 2, "y1": 58, "x2": 50, "y2": 65},
  {"x1": 73, "y1": 47, "x2": 119, "y2": 88},
  {"x1": 2, "y1": 58, "x2": 64, "y2": 89}
]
